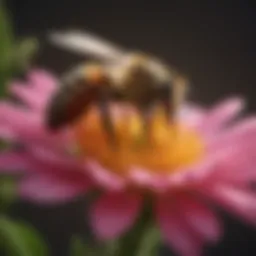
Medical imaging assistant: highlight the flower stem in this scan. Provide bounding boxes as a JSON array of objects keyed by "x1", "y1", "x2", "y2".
[{"x1": 109, "y1": 198, "x2": 160, "y2": 256}]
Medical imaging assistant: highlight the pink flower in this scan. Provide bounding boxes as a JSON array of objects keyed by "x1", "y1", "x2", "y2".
[{"x1": 1, "y1": 69, "x2": 256, "y2": 256}]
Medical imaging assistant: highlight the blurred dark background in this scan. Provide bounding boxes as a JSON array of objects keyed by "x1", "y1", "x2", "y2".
[{"x1": 5, "y1": 0, "x2": 256, "y2": 255}]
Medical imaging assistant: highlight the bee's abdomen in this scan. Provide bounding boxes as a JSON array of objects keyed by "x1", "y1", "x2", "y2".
[
  {"x1": 46, "y1": 89, "x2": 71, "y2": 130},
  {"x1": 46, "y1": 76, "x2": 99, "y2": 130}
]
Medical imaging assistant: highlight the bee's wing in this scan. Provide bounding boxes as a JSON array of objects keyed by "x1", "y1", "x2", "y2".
[{"x1": 48, "y1": 30, "x2": 126, "y2": 61}]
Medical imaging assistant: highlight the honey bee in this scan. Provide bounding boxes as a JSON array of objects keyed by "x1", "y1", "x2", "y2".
[{"x1": 46, "y1": 30, "x2": 189, "y2": 144}]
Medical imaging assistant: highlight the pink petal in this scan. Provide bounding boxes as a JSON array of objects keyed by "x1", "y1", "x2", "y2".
[
  {"x1": 0, "y1": 102, "x2": 40, "y2": 128},
  {"x1": 176, "y1": 194, "x2": 222, "y2": 243},
  {"x1": 129, "y1": 168, "x2": 153, "y2": 185},
  {"x1": 0, "y1": 152, "x2": 29, "y2": 174},
  {"x1": 202, "y1": 185, "x2": 256, "y2": 225},
  {"x1": 180, "y1": 103, "x2": 206, "y2": 128},
  {"x1": 28, "y1": 69, "x2": 57, "y2": 94},
  {"x1": 0, "y1": 125, "x2": 15, "y2": 140},
  {"x1": 90, "y1": 192, "x2": 142, "y2": 240},
  {"x1": 199, "y1": 97, "x2": 244, "y2": 136},
  {"x1": 0, "y1": 102, "x2": 69, "y2": 149},
  {"x1": 129, "y1": 168, "x2": 169, "y2": 191},
  {"x1": 9, "y1": 83, "x2": 49, "y2": 111},
  {"x1": 208, "y1": 117, "x2": 256, "y2": 152},
  {"x1": 206, "y1": 143, "x2": 256, "y2": 185},
  {"x1": 166, "y1": 151, "x2": 225, "y2": 186},
  {"x1": 156, "y1": 196, "x2": 203, "y2": 256},
  {"x1": 130, "y1": 153, "x2": 224, "y2": 191},
  {"x1": 19, "y1": 146, "x2": 94, "y2": 187},
  {"x1": 129, "y1": 167, "x2": 204, "y2": 192},
  {"x1": 27, "y1": 146, "x2": 84, "y2": 173},
  {"x1": 19, "y1": 174, "x2": 89, "y2": 204},
  {"x1": 24, "y1": 149, "x2": 94, "y2": 190},
  {"x1": 86, "y1": 160, "x2": 125, "y2": 190}
]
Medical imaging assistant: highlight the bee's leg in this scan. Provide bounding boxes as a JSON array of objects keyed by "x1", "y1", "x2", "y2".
[
  {"x1": 138, "y1": 105, "x2": 155, "y2": 144},
  {"x1": 159, "y1": 79, "x2": 188, "y2": 125},
  {"x1": 99, "y1": 93, "x2": 117, "y2": 147},
  {"x1": 158, "y1": 85, "x2": 175, "y2": 124}
]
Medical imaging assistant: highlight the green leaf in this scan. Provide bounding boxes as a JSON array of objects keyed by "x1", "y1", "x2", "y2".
[
  {"x1": 12, "y1": 38, "x2": 38, "y2": 73},
  {"x1": 0, "y1": 3, "x2": 38, "y2": 97},
  {"x1": 104, "y1": 239, "x2": 120, "y2": 256},
  {"x1": 0, "y1": 2, "x2": 14, "y2": 65},
  {"x1": 136, "y1": 226, "x2": 160, "y2": 256},
  {"x1": 0, "y1": 2, "x2": 15, "y2": 96},
  {"x1": 70, "y1": 235, "x2": 94, "y2": 256},
  {"x1": 0, "y1": 177, "x2": 17, "y2": 212},
  {"x1": 0, "y1": 216, "x2": 49, "y2": 256},
  {"x1": 0, "y1": 140, "x2": 11, "y2": 151}
]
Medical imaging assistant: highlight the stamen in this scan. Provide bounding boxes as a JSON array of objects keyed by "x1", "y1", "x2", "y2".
[{"x1": 72, "y1": 106, "x2": 204, "y2": 175}]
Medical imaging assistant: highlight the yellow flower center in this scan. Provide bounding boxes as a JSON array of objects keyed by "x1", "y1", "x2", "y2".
[{"x1": 73, "y1": 106, "x2": 204, "y2": 175}]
